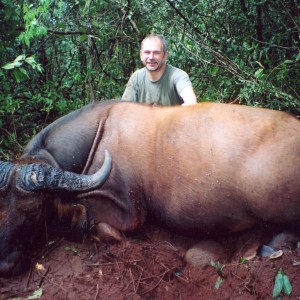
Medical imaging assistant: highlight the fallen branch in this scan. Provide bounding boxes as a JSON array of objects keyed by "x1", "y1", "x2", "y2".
[
  {"x1": 93, "y1": 284, "x2": 99, "y2": 300},
  {"x1": 38, "y1": 266, "x2": 50, "y2": 288},
  {"x1": 85, "y1": 259, "x2": 141, "y2": 267}
]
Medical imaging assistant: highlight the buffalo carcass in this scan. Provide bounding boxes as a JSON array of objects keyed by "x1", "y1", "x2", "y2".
[{"x1": 1, "y1": 100, "x2": 300, "y2": 276}]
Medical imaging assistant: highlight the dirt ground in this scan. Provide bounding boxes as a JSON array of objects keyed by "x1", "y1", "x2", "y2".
[{"x1": 1, "y1": 224, "x2": 300, "y2": 300}]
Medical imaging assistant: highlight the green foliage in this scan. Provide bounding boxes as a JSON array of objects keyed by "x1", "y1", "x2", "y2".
[
  {"x1": 64, "y1": 245, "x2": 78, "y2": 255},
  {"x1": 11, "y1": 288, "x2": 43, "y2": 300},
  {"x1": 2, "y1": 55, "x2": 43, "y2": 83},
  {"x1": 214, "y1": 277, "x2": 223, "y2": 289},
  {"x1": 239, "y1": 257, "x2": 249, "y2": 264},
  {"x1": 0, "y1": 0, "x2": 299, "y2": 159},
  {"x1": 211, "y1": 260, "x2": 225, "y2": 277},
  {"x1": 211, "y1": 260, "x2": 225, "y2": 289},
  {"x1": 273, "y1": 269, "x2": 292, "y2": 298},
  {"x1": 18, "y1": 0, "x2": 50, "y2": 47}
]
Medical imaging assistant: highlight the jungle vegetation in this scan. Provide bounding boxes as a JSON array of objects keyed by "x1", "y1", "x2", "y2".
[{"x1": 1, "y1": 0, "x2": 299, "y2": 159}]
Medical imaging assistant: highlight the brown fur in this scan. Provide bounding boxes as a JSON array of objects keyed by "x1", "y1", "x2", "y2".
[
  {"x1": 71, "y1": 101, "x2": 300, "y2": 237},
  {"x1": 1, "y1": 100, "x2": 300, "y2": 276}
]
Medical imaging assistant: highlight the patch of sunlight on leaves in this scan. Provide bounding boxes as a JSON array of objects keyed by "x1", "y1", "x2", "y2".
[{"x1": 35, "y1": 262, "x2": 46, "y2": 271}]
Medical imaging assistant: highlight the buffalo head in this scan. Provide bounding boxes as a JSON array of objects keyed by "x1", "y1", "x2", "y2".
[{"x1": 0, "y1": 150, "x2": 111, "y2": 277}]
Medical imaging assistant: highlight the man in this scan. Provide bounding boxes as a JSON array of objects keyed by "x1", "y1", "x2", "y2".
[{"x1": 122, "y1": 34, "x2": 197, "y2": 106}]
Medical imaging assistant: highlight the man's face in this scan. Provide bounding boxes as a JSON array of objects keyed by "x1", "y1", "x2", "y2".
[{"x1": 140, "y1": 38, "x2": 168, "y2": 72}]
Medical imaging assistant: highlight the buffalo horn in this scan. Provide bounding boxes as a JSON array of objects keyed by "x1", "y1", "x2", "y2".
[
  {"x1": 17, "y1": 150, "x2": 112, "y2": 192},
  {"x1": 0, "y1": 162, "x2": 13, "y2": 190}
]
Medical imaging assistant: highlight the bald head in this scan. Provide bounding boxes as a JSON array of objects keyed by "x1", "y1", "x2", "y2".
[{"x1": 141, "y1": 34, "x2": 168, "y2": 53}]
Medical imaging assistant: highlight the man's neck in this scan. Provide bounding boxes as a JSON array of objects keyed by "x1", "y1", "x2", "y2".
[{"x1": 147, "y1": 64, "x2": 167, "y2": 82}]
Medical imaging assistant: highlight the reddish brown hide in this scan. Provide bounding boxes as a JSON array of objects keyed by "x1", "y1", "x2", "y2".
[
  {"x1": 81, "y1": 101, "x2": 300, "y2": 237},
  {"x1": 0, "y1": 100, "x2": 300, "y2": 276}
]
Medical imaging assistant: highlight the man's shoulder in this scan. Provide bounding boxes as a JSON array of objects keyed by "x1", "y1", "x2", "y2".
[
  {"x1": 131, "y1": 67, "x2": 147, "y2": 79},
  {"x1": 165, "y1": 65, "x2": 189, "y2": 81},
  {"x1": 166, "y1": 64, "x2": 188, "y2": 76}
]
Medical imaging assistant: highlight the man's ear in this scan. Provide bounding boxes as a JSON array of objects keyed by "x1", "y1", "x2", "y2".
[{"x1": 163, "y1": 51, "x2": 169, "y2": 62}]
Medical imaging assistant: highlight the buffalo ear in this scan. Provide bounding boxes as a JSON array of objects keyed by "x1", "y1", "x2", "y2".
[{"x1": 0, "y1": 162, "x2": 13, "y2": 191}]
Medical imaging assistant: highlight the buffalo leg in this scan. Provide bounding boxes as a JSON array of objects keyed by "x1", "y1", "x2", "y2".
[{"x1": 93, "y1": 222, "x2": 124, "y2": 242}]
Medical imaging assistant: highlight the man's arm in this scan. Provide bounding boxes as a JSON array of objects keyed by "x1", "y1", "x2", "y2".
[
  {"x1": 180, "y1": 86, "x2": 197, "y2": 105},
  {"x1": 121, "y1": 76, "x2": 137, "y2": 101}
]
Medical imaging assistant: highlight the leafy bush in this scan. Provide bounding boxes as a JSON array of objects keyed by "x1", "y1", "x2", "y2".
[{"x1": 0, "y1": 0, "x2": 299, "y2": 159}]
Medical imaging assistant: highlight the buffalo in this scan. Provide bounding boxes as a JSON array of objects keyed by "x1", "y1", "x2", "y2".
[{"x1": 0, "y1": 100, "x2": 300, "y2": 276}]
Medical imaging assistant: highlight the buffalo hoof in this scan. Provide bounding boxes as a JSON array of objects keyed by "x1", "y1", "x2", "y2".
[
  {"x1": 267, "y1": 232, "x2": 299, "y2": 251},
  {"x1": 259, "y1": 245, "x2": 283, "y2": 259},
  {"x1": 258, "y1": 232, "x2": 300, "y2": 259},
  {"x1": 94, "y1": 222, "x2": 124, "y2": 242},
  {"x1": 185, "y1": 240, "x2": 226, "y2": 268}
]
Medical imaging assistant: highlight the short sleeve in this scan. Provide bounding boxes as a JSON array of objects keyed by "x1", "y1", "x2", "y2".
[
  {"x1": 174, "y1": 70, "x2": 193, "y2": 95},
  {"x1": 122, "y1": 75, "x2": 138, "y2": 102}
]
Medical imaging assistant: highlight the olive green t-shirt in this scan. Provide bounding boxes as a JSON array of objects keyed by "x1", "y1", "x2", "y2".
[{"x1": 122, "y1": 64, "x2": 193, "y2": 106}]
